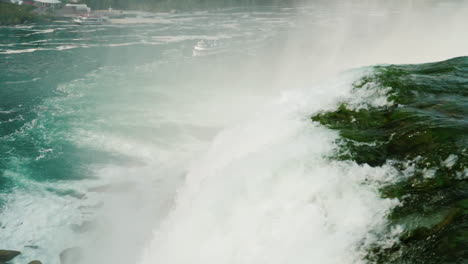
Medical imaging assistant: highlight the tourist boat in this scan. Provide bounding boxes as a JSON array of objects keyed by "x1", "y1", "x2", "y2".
[
  {"x1": 73, "y1": 15, "x2": 105, "y2": 25},
  {"x1": 193, "y1": 40, "x2": 224, "y2": 57}
]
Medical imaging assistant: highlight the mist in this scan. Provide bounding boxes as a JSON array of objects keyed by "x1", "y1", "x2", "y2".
[
  {"x1": 68, "y1": 1, "x2": 468, "y2": 264},
  {"x1": 1, "y1": 1, "x2": 467, "y2": 264}
]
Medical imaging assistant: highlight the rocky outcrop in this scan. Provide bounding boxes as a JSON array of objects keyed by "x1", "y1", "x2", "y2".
[
  {"x1": 312, "y1": 57, "x2": 468, "y2": 264},
  {"x1": 0, "y1": 250, "x2": 20, "y2": 262}
]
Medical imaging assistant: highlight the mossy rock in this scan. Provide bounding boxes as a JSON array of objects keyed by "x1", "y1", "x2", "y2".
[
  {"x1": 0, "y1": 250, "x2": 20, "y2": 262},
  {"x1": 312, "y1": 56, "x2": 468, "y2": 263}
]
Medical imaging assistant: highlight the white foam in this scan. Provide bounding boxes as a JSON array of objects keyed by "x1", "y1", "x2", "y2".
[
  {"x1": 0, "y1": 174, "x2": 88, "y2": 264},
  {"x1": 56, "y1": 45, "x2": 78, "y2": 51},
  {"x1": 0, "y1": 48, "x2": 44, "y2": 54},
  {"x1": 443, "y1": 154, "x2": 458, "y2": 169},
  {"x1": 27, "y1": 29, "x2": 55, "y2": 36},
  {"x1": 139, "y1": 76, "x2": 400, "y2": 264}
]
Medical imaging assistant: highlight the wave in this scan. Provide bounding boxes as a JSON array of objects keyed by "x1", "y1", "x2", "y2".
[{"x1": 0, "y1": 48, "x2": 45, "y2": 54}]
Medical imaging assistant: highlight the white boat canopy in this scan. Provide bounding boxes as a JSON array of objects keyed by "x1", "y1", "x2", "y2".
[
  {"x1": 34, "y1": 0, "x2": 61, "y2": 3},
  {"x1": 65, "y1": 4, "x2": 88, "y2": 7}
]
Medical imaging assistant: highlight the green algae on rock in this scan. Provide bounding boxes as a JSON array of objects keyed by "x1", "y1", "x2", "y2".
[{"x1": 312, "y1": 57, "x2": 468, "y2": 264}]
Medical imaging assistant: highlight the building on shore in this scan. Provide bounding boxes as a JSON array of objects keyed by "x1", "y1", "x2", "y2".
[
  {"x1": 34, "y1": 0, "x2": 61, "y2": 8},
  {"x1": 62, "y1": 3, "x2": 90, "y2": 15}
]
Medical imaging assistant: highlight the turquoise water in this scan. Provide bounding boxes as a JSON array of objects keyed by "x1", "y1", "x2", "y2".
[
  {"x1": 0, "y1": 3, "x2": 467, "y2": 264},
  {"x1": 0, "y1": 9, "x2": 293, "y2": 194},
  {"x1": 0, "y1": 8, "x2": 299, "y2": 264}
]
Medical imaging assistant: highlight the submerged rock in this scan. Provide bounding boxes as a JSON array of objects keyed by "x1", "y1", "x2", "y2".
[
  {"x1": 28, "y1": 261, "x2": 42, "y2": 264},
  {"x1": 60, "y1": 247, "x2": 83, "y2": 264},
  {"x1": 0, "y1": 250, "x2": 20, "y2": 262}
]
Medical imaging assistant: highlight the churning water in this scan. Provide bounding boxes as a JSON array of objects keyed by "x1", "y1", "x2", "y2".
[{"x1": 0, "y1": 2, "x2": 467, "y2": 264}]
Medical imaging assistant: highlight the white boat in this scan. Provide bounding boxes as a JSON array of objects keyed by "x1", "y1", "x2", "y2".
[
  {"x1": 193, "y1": 40, "x2": 224, "y2": 57},
  {"x1": 73, "y1": 16, "x2": 105, "y2": 25}
]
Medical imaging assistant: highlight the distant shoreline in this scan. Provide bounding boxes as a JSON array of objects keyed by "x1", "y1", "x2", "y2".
[
  {"x1": 0, "y1": 2, "x2": 294, "y2": 26},
  {"x1": 0, "y1": 3, "x2": 165, "y2": 26}
]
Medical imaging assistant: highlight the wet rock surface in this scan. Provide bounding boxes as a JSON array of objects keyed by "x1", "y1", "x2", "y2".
[
  {"x1": 312, "y1": 57, "x2": 468, "y2": 264},
  {"x1": 0, "y1": 250, "x2": 20, "y2": 262}
]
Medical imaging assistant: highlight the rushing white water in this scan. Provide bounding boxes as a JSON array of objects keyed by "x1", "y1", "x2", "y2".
[
  {"x1": 2, "y1": 2, "x2": 468, "y2": 264},
  {"x1": 138, "y1": 72, "x2": 402, "y2": 264}
]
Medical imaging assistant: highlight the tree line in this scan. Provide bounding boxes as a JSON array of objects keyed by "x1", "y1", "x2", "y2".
[{"x1": 0, "y1": 2, "x2": 43, "y2": 25}]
